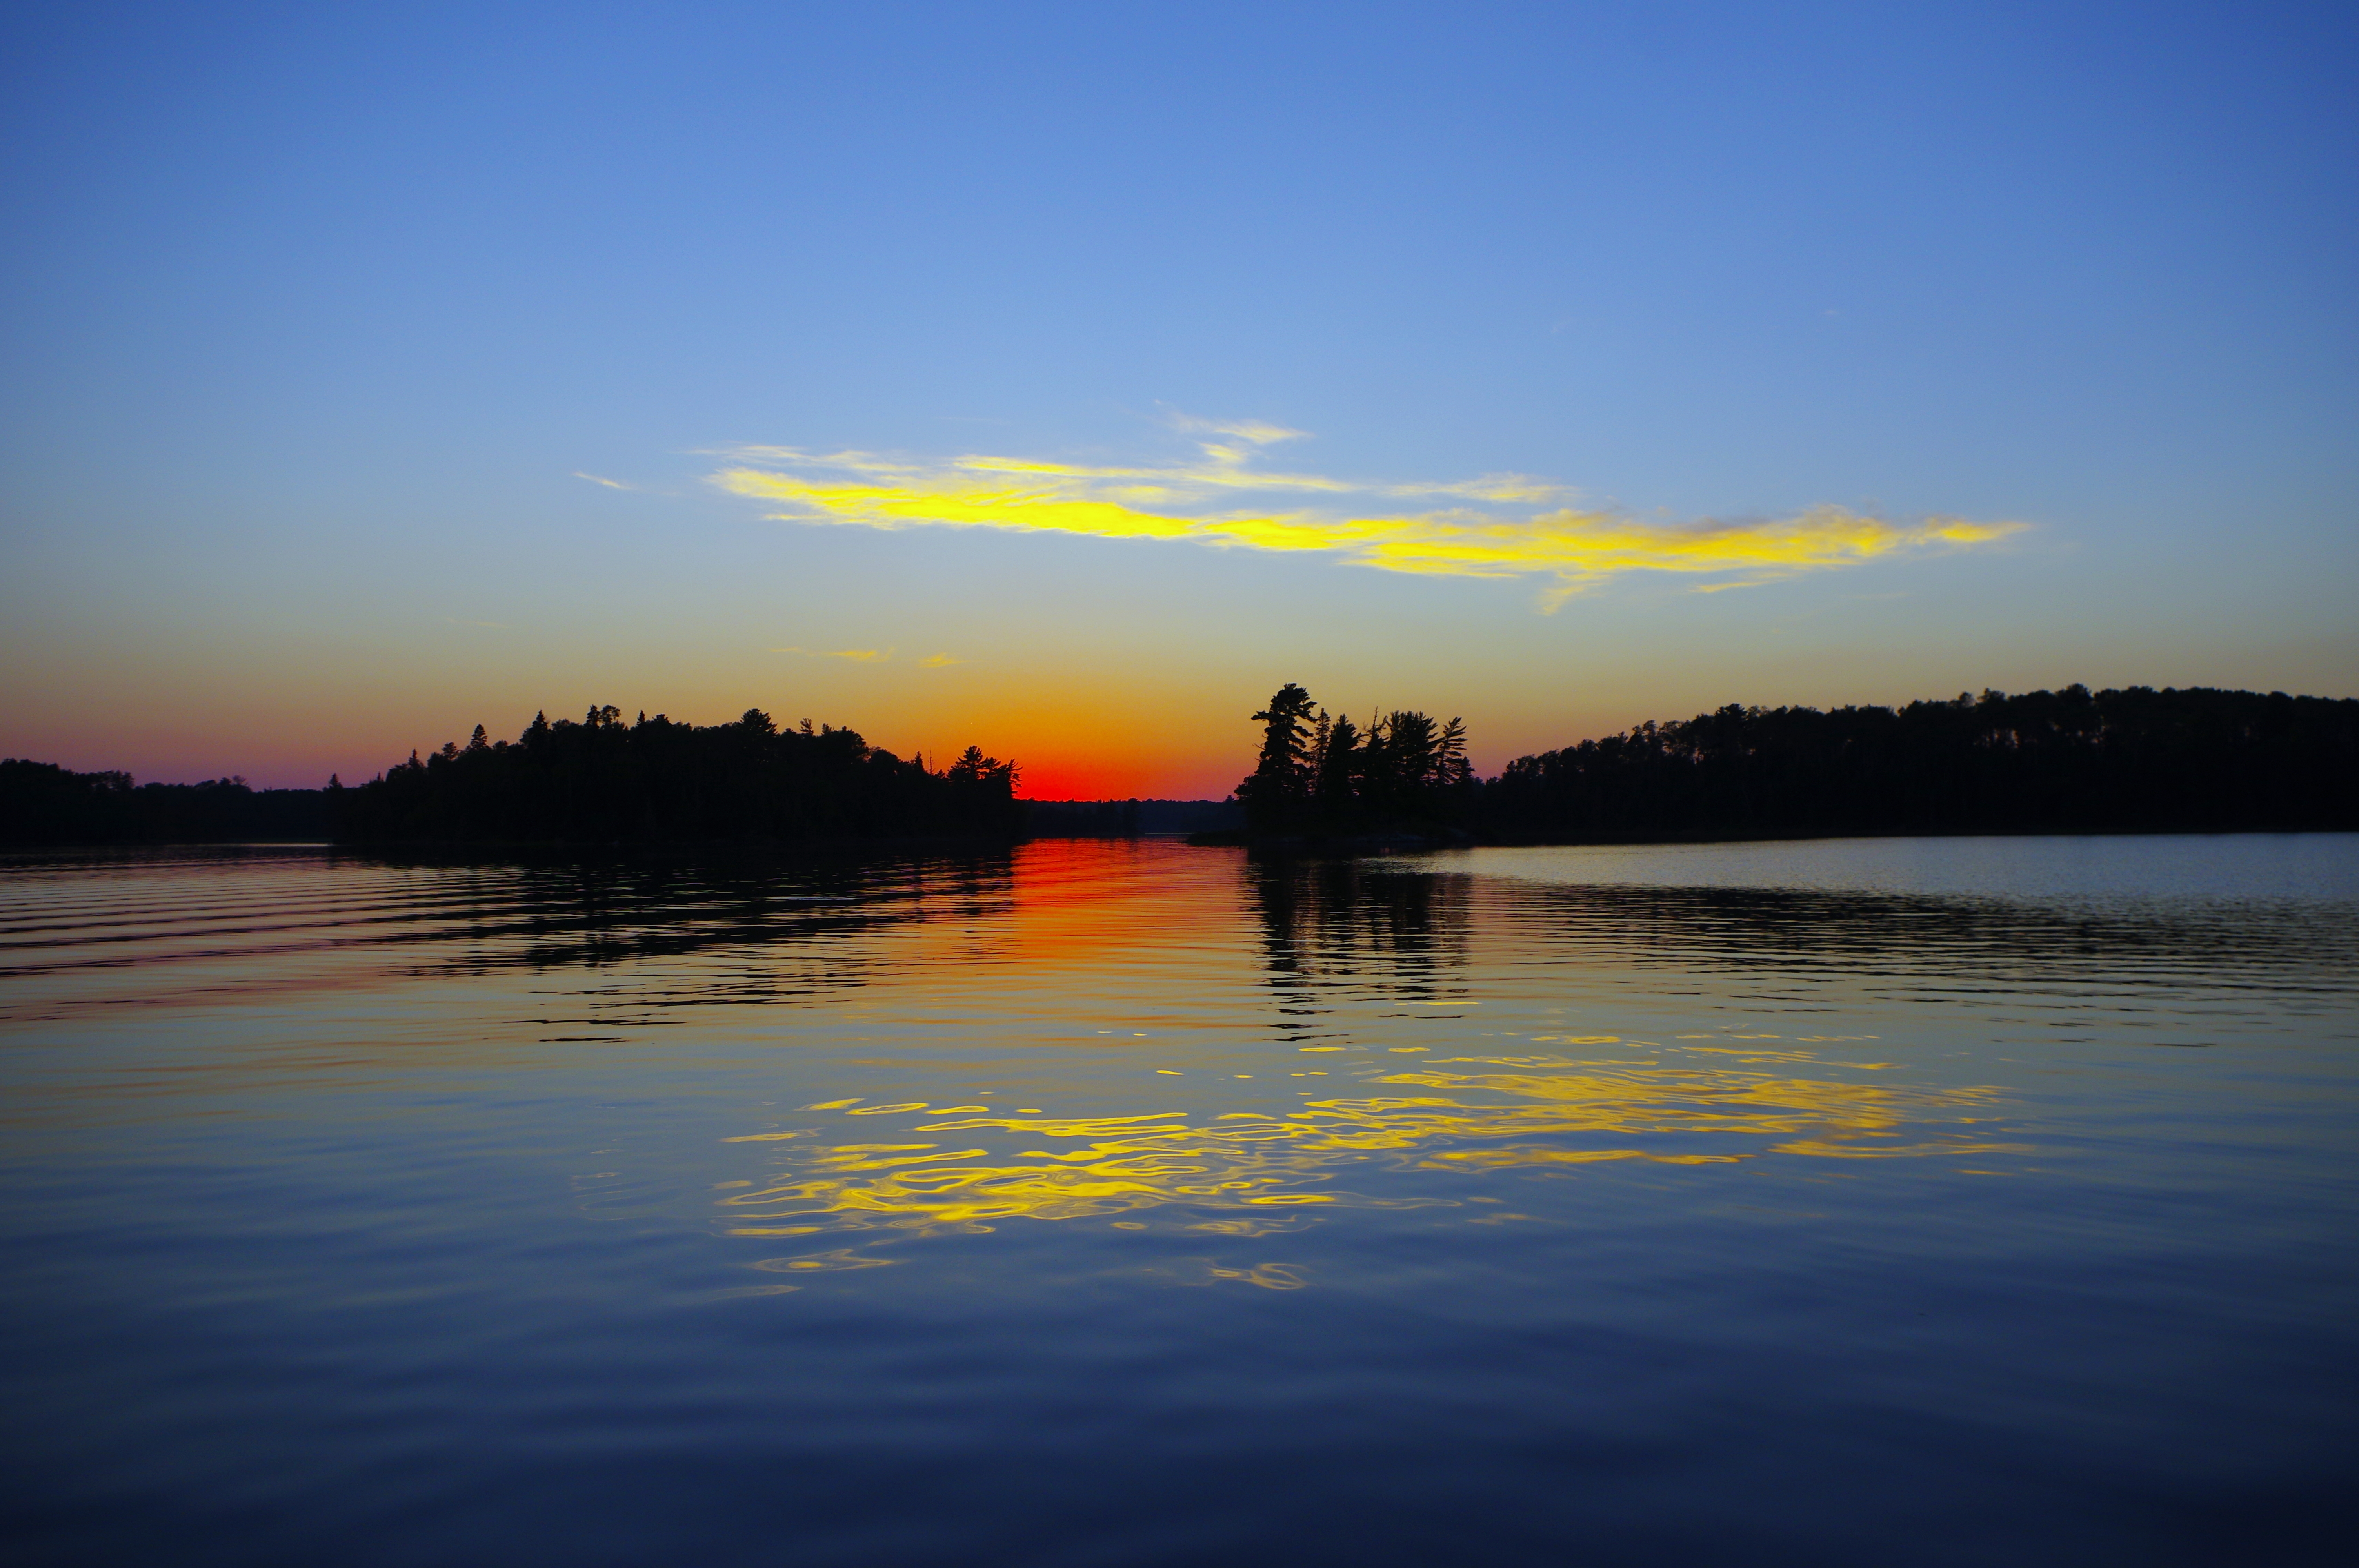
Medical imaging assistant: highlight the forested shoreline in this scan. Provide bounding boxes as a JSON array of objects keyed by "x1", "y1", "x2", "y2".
[
  {"x1": 2, "y1": 706, "x2": 1020, "y2": 847},
  {"x1": 1026, "y1": 799, "x2": 1243, "y2": 837},
  {"x1": 0, "y1": 760, "x2": 329, "y2": 846},
  {"x1": 329, "y1": 707, "x2": 1020, "y2": 844},
  {"x1": 1221, "y1": 681, "x2": 2359, "y2": 846},
  {"x1": 1474, "y1": 684, "x2": 2359, "y2": 842},
  {"x1": 6, "y1": 684, "x2": 2354, "y2": 849}
]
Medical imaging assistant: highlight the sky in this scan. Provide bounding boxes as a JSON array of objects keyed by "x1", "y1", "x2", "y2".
[{"x1": 2, "y1": 1, "x2": 2353, "y2": 799}]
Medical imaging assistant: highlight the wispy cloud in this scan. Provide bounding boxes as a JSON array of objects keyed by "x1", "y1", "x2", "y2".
[
  {"x1": 1160, "y1": 409, "x2": 1311, "y2": 448},
  {"x1": 574, "y1": 471, "x2": 633, "y2": 490},
  {"x1": 918, "y1": 652, "x2": 965, "y2": 667},
  {"x1": 712, "y1": 424, "x2": 2025, "y2": 607},
  {"x1": 773, "y1": 646, "x2": 894, "y2": 662}
]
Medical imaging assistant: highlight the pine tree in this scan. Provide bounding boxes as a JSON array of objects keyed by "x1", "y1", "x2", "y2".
[{"x1": 1238, "y1": 683, "x2": 1318, "y2": 831}]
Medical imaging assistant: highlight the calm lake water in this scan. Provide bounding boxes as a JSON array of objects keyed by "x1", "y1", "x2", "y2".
[{"x1": 3, "y1": 835, "x2": 2355, "y2": 1565}]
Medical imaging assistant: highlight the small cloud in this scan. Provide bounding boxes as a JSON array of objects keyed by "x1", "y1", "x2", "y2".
[
  {"x1": 773, "y1": 646, "x2": 893, "y2": 662},
  {"x1": 918, "y1": 653, "x2": 965, "y2": 668},
  {"x1": 1159, "y1": 407, "x2": 1309, "y2": 446},
  {"x1": 574, "y1": 472, "x2": 632, "y2": 490}
]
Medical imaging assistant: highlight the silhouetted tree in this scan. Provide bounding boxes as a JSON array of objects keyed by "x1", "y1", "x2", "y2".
[
  {"x1": 1234, "y1": 685, "x2": 1474, "y2": 838},
  {"x1": 1238, "y1": 683, "x2": 1319, "y2": 831},
  {"x1": 324, "y1": 707, "x2": 1022, "y2": 844},
  {"x1": 1312, "y1": 714, "x2": 1362, "y2": 815}
]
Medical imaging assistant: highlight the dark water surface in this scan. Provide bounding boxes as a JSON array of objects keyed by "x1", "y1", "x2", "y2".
[{"x1": 3, "y1": 836, "x2": 2355, "y2": 1565}]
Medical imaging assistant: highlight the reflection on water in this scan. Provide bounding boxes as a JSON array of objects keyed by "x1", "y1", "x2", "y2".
[
  {"x1": 3, "y1": 837, "x2": 2356, "y2": 1564},
  {"x1": 1467, "y1": 833, "x2": 2359, "y2": 901},
  {"x1": 1253, "y1": 856, "x2": 1472, "y2": 1007},
  {"x1": 688, "y1": 842, "x2": 2331, "y2": 1262},
  {"x1": 0, "y1": 848, "x2": 1021, "y2": 1031},
  {"x1": 717, "y1": 1053, "x2": 2009, "y2": 1242}
]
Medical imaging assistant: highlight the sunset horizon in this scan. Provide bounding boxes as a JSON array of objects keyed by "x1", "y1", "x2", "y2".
[
  {"x1": 5, "y1": 7, "x2": 2349, "y2": 797},
  {"x1": 5, "y1": 6, "x2": 2355, "y2": 1564}
]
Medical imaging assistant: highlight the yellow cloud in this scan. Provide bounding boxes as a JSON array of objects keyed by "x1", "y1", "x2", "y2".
[
  {"x1": 918, "y1": 653, "x2": 965, "y2": 668},
  {"x1": 714, "y1": 430, "x2": 2024, "y2": 604}
]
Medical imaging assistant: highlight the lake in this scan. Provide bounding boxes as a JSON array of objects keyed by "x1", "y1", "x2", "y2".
[{"x1": 2, "y1": 835, "x2": 2354, "y2": 1565}]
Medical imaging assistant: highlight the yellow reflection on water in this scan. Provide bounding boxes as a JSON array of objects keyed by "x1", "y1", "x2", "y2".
[{"x1": 717, "y1": 1046, "x2": 2015, "y2": 1241}]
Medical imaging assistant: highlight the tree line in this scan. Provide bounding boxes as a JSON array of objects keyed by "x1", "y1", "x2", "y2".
[
  {"x1": 1222, "y1": 681, "x2": 2359, "y2": 843},
  {"x1": 1026, "y1": 799, "x2": 1243, "y2": 837},
  {"x1": 9, "y1": 683, "x2": 2353, "y2": 849},
  {"x1": 0, "y1": 760, "x2": 328, "y2": 846},
  {"x1": 3, "y1": 706, "x2": 1019, "y2": 847},
  {"x1": 326, "y1": 706, "x2": 1020, "y2": 844},
  {"x1": 1475, "y1": 684, "x2": 2358, "y2": 840}
]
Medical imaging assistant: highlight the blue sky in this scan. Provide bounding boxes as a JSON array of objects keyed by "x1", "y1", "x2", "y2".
[{"x1": 3, "y1": 2, "x2": 2352, "y2": 793}]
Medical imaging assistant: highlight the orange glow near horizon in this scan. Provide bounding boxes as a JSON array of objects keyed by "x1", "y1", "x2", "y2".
[{"x1": 1012, "y1": 757, "x2": 1214, "y2": 803}]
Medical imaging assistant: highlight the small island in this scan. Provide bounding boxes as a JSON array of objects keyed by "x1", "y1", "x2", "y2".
[
  {"x1": 2, "y1": 706, "x2": 1021, "y2": 848},
  {"x1": 327, "y1": 706, "x2": 1021, "y2": 846}
]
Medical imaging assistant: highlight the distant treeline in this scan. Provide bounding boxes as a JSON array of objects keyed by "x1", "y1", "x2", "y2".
[
  {"x1": 0, "y1": 759, "x2": 327, "y2": 846},
  {"x1": 1221, "y1": 681, "x2": 2359, "y2": 845},
  {"x1": 10, "y1": 683, "x2": 2353, "y2": 851},
  {"x1": 1026, "y1": 799, "x2": 1243, "y2": 837},
  {"x1": 1477, "y1": 684, "x2": 2359, "y2": 841},
  {"x1": 329, "y1": 706, "x2": 1020, "y2": 844}
]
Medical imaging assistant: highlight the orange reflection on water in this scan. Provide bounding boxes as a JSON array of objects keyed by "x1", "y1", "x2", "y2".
[{"x1": 717, "y1": 1048, "x2": 2015, "y2": 1241}]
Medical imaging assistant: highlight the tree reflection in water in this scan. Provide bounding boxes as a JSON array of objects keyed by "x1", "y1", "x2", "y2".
[{"x1": 709, "y1": 853, "x2": 2061, "y2": 1255}]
